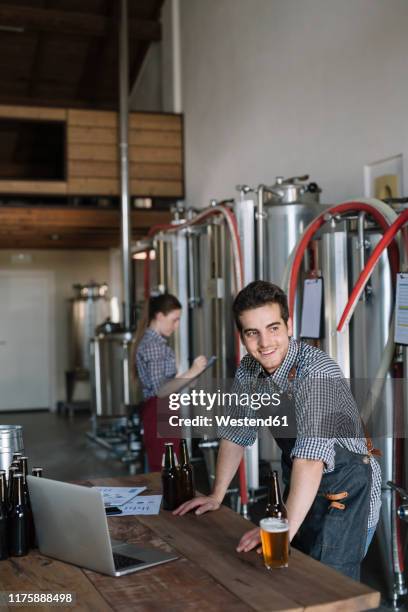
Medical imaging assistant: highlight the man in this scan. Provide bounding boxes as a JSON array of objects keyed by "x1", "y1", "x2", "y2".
[{"x1": 174, "y1": 281, "x2": 381, "y2": 580}]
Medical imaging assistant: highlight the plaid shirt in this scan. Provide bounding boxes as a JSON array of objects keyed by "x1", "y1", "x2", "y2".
[
  {"x1": 219, "y1": 337, "x2": 381, "y2": 529},
  {"x1": 136, "y1": 327, "x2": 177, "y2": 400}
]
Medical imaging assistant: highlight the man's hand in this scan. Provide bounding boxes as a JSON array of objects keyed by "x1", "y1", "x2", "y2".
[
  {"x1": 236, "y1": 527, "x2": 262, "y2": 553},
  {"x1": 173, "y1": 494, "x2": 221, "y2": 516}
]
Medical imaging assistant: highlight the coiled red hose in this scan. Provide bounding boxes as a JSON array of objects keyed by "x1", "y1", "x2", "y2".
[
  {"x1": 337, "y1": 209, "x2": 408, "y2": 331},
  {"x1": 288, "y1": 201, "x2": 400, "y2": 319}
]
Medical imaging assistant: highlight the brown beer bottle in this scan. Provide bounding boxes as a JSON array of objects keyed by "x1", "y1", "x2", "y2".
[
  {"x1": 7, "y1": 467, "x2": 19, "y2": 510},
  {"x1": 265, "y1": 471, "x2": 287, "y2": 519},
  {"x1": 32, "y1": 467, "x2": 43, "y2": 477},
  {"x1": 18, "y1": 457, "x2": 35, "y2": 547},
  {"x1": 0, "y1": 471, "x2": 8, "y2": 560},
  {"x1": 8, "y1": 473, "x2": 29, "y2": 556},
  {"x1": 162, "y1": 443, "x2": 180, "y2": 511},
  {"x1": 179, "y1": 439, "x2": 195, "y2": 504}
]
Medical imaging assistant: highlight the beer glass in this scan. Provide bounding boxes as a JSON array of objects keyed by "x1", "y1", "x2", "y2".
[{"x1": 260, "y1": 517, "x2": 289, "y2": 569}]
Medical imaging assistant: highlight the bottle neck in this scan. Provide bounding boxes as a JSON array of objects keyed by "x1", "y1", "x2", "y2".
[
  {"x1": 19, "y1": 458, "x2": 28, "y2": 479},
  {"x1": 0, "y1": 474, "x2": 6, "y2": 504},
  {"x1": 13, "y1": 476, "x2": 24, "y2": 506},
  {"x1": 268, "y1": 473, "x2": 283, "y2": 506},
  {"x1": 164, "y1": 446, "x2": 175, "y2": 469},
  {"x1": 180, "y1": 441, "x2": 189, "y2": 466}
]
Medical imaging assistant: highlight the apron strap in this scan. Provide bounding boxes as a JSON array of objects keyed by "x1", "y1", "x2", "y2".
[
  {"x1": 361, "y1": 421, "x2": 382, "y2": 457},
  {"x1": 323, "y1": 491, "x2": 348, "y2": 501}
]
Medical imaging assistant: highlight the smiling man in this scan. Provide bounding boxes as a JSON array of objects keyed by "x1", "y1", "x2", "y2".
[{"x1": 174, "y1": 281, "x2": 381, "y2": 580}]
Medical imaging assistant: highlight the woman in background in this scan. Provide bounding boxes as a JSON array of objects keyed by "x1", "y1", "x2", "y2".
[{"x1": 136, "y1": 293, "x2": 207, "y2": 471}]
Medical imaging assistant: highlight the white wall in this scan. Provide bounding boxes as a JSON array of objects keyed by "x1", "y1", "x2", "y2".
[
  {"x1": 179, "y1": 0, "x2": 408, "y2": 206},
  {"x1": 0, "y1": 250, "x2": 110, "y2": 405},
  {"x1": 129, "y1": 43, "x2": 162, "y2": 112}
]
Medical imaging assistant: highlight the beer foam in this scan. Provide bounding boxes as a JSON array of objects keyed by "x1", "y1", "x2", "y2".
[{"x1": 260, "y1": 518, "x2": 289, "y2": 533}]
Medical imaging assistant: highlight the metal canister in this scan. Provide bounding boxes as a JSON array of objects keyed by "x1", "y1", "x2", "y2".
[
  {"x1": 263, "y1": 175, "x2": 322, "y2": 289},
  {"x1": 90, "y1": 320, "x2": 140, "y2": 417},
  {"x1": 69, "y1": 282, "x2": 110, "y2": 372},
  {"x1": 0, "y1": 426, "x2": 24, "y2": 472}
]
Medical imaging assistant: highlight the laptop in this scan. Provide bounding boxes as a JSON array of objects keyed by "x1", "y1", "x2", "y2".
[{"x1": 27, "y1": 476, "x2": 178, "y2": 576}]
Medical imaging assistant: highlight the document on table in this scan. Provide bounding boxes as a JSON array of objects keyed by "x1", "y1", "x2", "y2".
[
  {"x1": 96, "y1": 486, "x2": 146, "y2": 507},
  {"x1": 395, "y1": 273, "x2": 408, "y2": 345},
  {"x1": 119, "y1": 495, "x2": 162, "y2": 516}
]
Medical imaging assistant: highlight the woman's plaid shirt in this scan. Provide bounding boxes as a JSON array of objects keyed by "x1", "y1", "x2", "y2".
[{"x1": 136, "y1": 327, "x2": 177, "y2": 400}]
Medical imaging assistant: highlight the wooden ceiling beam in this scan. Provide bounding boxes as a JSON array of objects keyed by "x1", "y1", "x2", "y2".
[
  {"x1": 0, "y1": 205, "x2": 171, "y2": 249},
  {"x1": 0, "y1": 92, "x2": 116, "y2": 110},
  {"x1": 0, "y1": 5, "x2": 161, "y2": 40},
  {"x1": 0, "y1": 206, "x2": 171, "y2": 230}
]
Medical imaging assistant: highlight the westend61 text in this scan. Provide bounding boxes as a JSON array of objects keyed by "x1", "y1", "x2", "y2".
[
  {"x1": 168, "y1": 415, "x2": 289, "y2": 427},
  {"x1": 168, "y1": 390, "x2": 281, "y2": 411}
]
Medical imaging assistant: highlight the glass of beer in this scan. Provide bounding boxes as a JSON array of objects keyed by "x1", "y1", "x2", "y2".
[{"x1": 260, "y1": 517, "x2": 289, "y2": 569}]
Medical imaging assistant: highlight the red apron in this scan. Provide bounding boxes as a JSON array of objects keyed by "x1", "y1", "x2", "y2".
[{"x1": 141, "y1": 397, "x2": 180, "y2": 472}]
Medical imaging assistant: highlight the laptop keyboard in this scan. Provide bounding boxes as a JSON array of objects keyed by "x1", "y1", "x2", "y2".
[{"x1": 113, "y1": 552, "x2": 144, "y2": 570}]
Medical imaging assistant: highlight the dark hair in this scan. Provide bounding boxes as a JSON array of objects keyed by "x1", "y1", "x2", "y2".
[
  {"x1": 134, "y1": 293, "x2": 182, "y2": 351},
  {"x1": 232, "y1": 281, "x2": 289, "y2": 332},
  {"x1": 148, "y1": 293, "x2": 182, "y2": 322}
]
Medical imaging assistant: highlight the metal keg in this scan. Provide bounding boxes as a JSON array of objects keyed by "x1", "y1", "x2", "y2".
[
  {"x1": 0, "y1": 425, "x2": 24, "y2": 471},
  {"x1": 90, "y1": 320, "x2": 140, "y2": 418},
  {"x1": 69, "y1": 282, "x2": 110, "y2": 372}
]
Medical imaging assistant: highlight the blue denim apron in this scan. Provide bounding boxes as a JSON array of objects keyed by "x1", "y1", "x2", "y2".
[{"x1": 270, "y1": 369, "x2": 372, "y2": 581}]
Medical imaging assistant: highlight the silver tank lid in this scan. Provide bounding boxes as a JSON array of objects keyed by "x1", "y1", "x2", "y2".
[{"x1": 266, "y1": 175, "x2": 321, "y2": 205}]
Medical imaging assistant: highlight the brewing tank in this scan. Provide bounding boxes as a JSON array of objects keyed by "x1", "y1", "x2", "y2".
[
  {"x1": 264, "y1": 176, "x2": 322, "y2": 289},
  {"x1": 69, "y1": 282, "x2": 110, "y2": 371},
  {"x1": 259, "y1": 176, "x2": 323, "y2": 462},
  {"x1": 90, "y1": 320, "x2": 139, "y2": 417}
]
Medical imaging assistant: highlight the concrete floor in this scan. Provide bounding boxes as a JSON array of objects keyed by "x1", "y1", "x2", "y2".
[{"x1": 1, "y1": 410, "x2": 405, "y2": 611}]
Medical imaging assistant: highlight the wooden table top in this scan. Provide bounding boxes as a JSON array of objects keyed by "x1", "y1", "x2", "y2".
[{"x1": 1, "y1": 473, "x2": 380, "y2": 612}]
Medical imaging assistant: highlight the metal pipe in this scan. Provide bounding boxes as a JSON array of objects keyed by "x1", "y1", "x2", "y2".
[
  {"x1": 119, "y1": 0, "x2": 132, "y2": 330},
  {"x1": 256, "y1": 185, "x2": 265, "y2": 280},
  {"x1": 357, "y1": 212, "x2": 366, "y2": 271}
]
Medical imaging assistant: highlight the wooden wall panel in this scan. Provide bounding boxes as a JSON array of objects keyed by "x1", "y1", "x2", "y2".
[
  {"x1": 0, "y1": 180, "x2": 67, "y2": 194},
  {"x1": 66, "y1": 109, "x2": 184, "y2": 197},
  {"x1": 0, "y1": 105, "x2": 184, "y2": 198},
  {"x1": 129, "y1": 113, "x2": 181, "y2": 131},
  {"x1": 68, "y1": 109, "x2": 117, "y2": 128}
]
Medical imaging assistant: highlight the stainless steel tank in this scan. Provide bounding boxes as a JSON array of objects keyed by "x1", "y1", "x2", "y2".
[
  {"x1": 318, "y1": 215, "x2": 397, "y2": 600},
  {"x1": 90, "y1": 320, "x2": 139, "y2": 417},
  {"x1": 259, "y1": 176, "x2": 323, "y2": 462},
  {"x1": 263, "y1": 176, "x2": 321, "y2": 289},
  {"x1": 0, "y1": 425, "x2": 24, "y2": 472},
  {"x1": 70, "y1": 282, "x2": 110, "y2": 372}
]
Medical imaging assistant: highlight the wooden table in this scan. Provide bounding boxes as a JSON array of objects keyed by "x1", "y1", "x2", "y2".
[{"x1": 1, "y1": 474, "x2": 380, "y2": 612}]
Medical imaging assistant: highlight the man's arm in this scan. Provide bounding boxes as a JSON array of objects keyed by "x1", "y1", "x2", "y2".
[
  {"x1": 285, "y1": 457, "x2": 324, "y2": 541},
  {"x1": 173, "y1": 438, "x2": 244, "y2": 515},
  {"x1": 236, "y1": 457, "x2": 323, "y2": 552}
]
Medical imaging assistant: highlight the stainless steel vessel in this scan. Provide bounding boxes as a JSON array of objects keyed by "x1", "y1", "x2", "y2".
[
  {"x1": 90, "y1": 320, "x2": 139, "y2": 417},
  {"x1": 237, "y1": 176, "x2": 322, "y2": 464},
  {"x1": 0, "y1": 424, "x2": 24, "y2": 471},
  {"x1": 263, "y1": 176, "x2": 321, "y2": 290},
  {"x1": 70, "y1": 283, "x2": 110, "y2": 371}
]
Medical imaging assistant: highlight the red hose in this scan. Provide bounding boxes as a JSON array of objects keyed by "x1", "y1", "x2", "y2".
[
  {"x1": 288, "y1": 202, "x2": 400, "y2": 319},
  {"x1": 337, "y1": 209, "x2": 408, "y2": 331}
]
